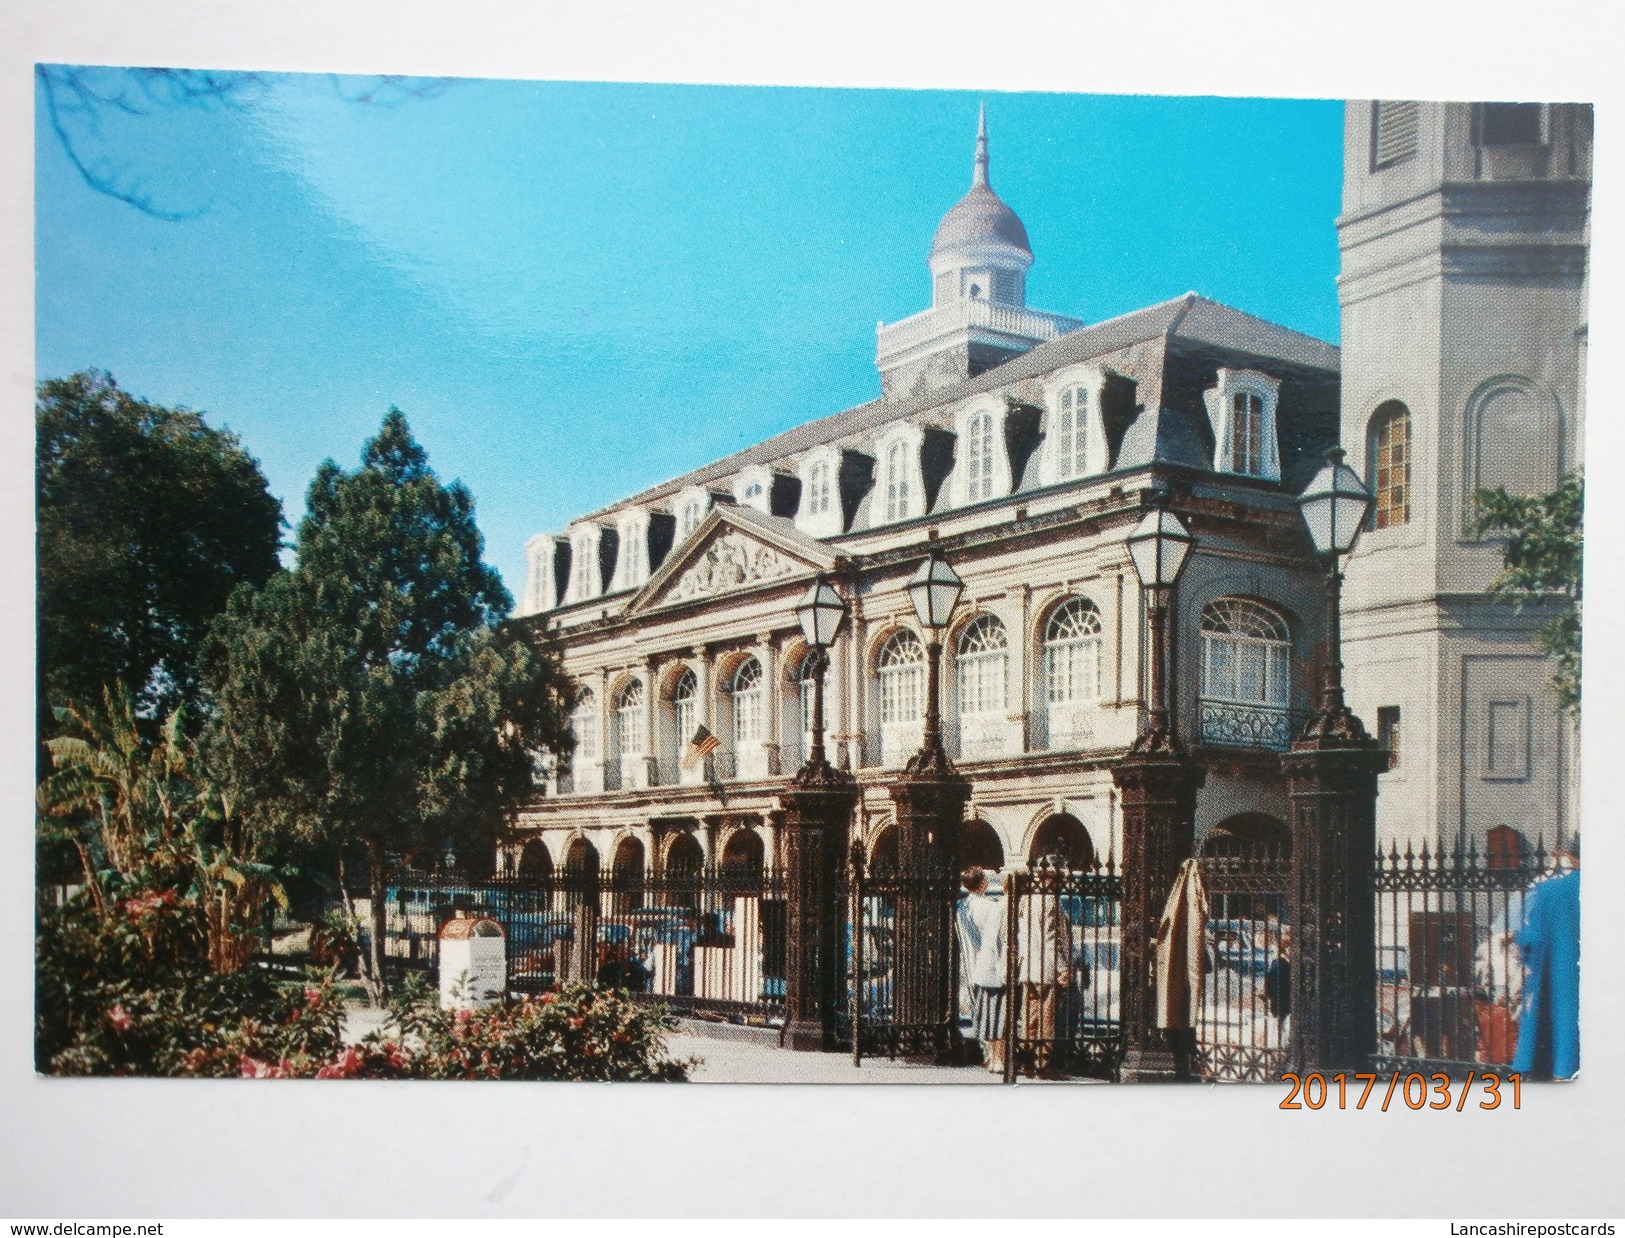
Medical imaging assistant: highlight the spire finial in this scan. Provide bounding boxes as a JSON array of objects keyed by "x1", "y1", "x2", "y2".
[{"x1": 973, "y1": 102, "x2": 989, "y2": 187}]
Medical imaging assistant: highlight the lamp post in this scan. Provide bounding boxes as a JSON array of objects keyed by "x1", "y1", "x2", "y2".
[
  {"x1": 888, "y1": 548, "x2": 971, "y2": 1057},
  {"x1": 1282, "y1": 449, "x2": 1388, "y2": 1073},
  {"x1": 779, "y1": 574, "x2": 858, "y2": 1051},
  {"x1": 1112, "y1": 492, "x2": 1206, "y2": 1081}
]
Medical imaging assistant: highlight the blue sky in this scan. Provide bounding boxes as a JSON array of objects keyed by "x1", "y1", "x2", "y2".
[{"x1": 35, "y1": 72, "x2": 1344, "y2": 599}]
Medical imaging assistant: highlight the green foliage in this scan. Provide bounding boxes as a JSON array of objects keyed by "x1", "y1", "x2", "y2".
[
  {"x1": 38, "y1": 688, "x2": 284, "y2": 971},
  {"x1": 375, "y1": 980, "x2": 691, "y2": 1082},
  {"x1": 1474, "y1": 473, "x2": 1584, "y2": 712},
  {"x1": 35, "y1": 889, "x2": 341, "y2": 1076},
  {"x1": 36, "y1": 372, "x2": 283, "y2": 725},
  {"x1": 200, "y1": 410, "x2": 575, "y2": 991}
]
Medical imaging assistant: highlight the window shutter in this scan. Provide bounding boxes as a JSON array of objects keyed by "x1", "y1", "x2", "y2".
[{"x1": 1373, "y1": 100, "x2": 1420, "y2": 168}]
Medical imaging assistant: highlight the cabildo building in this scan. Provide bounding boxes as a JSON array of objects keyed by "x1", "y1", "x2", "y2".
[{"x1": 503, "y1": 101, "x2": 1588, "y2": 888}]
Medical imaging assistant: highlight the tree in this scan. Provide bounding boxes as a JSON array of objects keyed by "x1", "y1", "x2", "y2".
[
  {"x1": 1474, "y1": 472, "x2": 1583, "y2": 713},
  {"x1": 37, "y1": 372, "x2": 284, "y2": 726},
  {"x1": 201, "y1": 411, "x2": 575, "y2": 995}
]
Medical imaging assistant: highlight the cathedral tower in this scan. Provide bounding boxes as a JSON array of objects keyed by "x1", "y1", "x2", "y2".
[{"x1": 1337, "y1": 101, "x2": 1591, "y2": 848}]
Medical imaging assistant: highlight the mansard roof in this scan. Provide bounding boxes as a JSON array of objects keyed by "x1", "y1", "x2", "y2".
[{"x1": 573, "y1": 293, "x2": 1338, "y2": 524}]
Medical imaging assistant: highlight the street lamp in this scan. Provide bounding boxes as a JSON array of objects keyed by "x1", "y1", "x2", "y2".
[
  {"x1": 905, "y1": 550, "x2": 964, "y2": 774},
  {"x1": 1297, "y1": 448, "x2": 1373, "y2": 741},
  {"x1": 794, "y1": 574, "x2": 848, "y2": 778},
  {"x1": 1125, "y1": 495, "x2": 1194, "y2": 750}
]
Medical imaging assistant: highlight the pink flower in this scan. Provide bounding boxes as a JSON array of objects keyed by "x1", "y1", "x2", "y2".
[
  {"x1": 304, "y1": 987, "x2": 322, "y2": 1006},
  {"x1": 106, "y1": 1003, "x2": 132, "y2": 1032}
]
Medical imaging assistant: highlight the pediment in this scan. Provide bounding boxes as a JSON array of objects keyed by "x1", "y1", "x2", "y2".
[{"x1": 628, "y1": 507, "x2": 838, "y2": 615}]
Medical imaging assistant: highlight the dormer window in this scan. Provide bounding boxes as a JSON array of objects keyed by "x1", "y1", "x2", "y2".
[
  {"x1": 1055, "y1": 386, "x2": 1089, "y2": 480},
  {"x1": 674, "y1": 486, "x2": 713, "y2": 540},
  {"x1": 1230, "y1": 393, "x2": 1266, "y2": 476},
  {"x1": 1204, "y1": 368, "x2": 1282, "y2": 482},
  {"x1": 1042, "y1": 367, "x2": 1109, "y2": 485},
  {"x1": 965, "y1": 411, "x2": 995, "y2": 502},
  {"x1": 885, "y1": 441, "x2": 911, "y2": 521},
  {"x1": 566, "y1": 524, "x2": 604, "y2": 604},
  {"x1": 808, "y1": 461, "x2": 832, "y2": 516},
  {"x1": 733, "y1": 466, "x2": 774, "y2": 514}
]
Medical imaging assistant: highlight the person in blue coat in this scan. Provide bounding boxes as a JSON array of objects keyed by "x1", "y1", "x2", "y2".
[{"x1": 1512, "y1": 840, "x2": 1581, "y2": 1080}]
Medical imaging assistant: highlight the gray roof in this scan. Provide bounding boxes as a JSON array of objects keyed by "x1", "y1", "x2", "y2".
[
  {"x1": 1116, "y1": 406, "x2": 1212, "y2": 471},
  {"x1": 571, "y1": 293, "x2": 1338, "y2": 525},
  {"x1": 930, "y1": 183, "x2": 1032, "y2": 257}
]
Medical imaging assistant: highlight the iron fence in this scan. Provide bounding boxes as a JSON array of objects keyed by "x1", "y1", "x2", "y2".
[
  {"x1": 351, "y1": 863, "x2": 788, "y2": 1025},
  {"x1": 1194, "y1": 852, "x2": 1293, "y2": 1082},
  {"x1": 833, "y1": 857, "x2": 964, "y2": 1061},
  {"x1": 996, "y1": 860, "x2": 1125, "y2": 1080},
  {"x1": 1374, "y1": 839, "x2": 1565, "y2": 1077}
]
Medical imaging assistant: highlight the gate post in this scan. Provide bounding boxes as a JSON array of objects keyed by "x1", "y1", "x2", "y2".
[
  {"x1": 1112, "y1": 746, "x2": 1205, "y2": 1081},
  {"x1": 888, "y1": 766, "x2": 970, "y2": 1056},
  {"x1": 778, "y1": 762, "x2": 857, "y2": 1052},
  {"x1": 1280, "y1": 729, "x2": 1385, "y2": 1074}
]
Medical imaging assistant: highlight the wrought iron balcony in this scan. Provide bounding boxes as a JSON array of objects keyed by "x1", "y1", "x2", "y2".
[{"x1": 1198, "y1": 699, "x2": 1297, "y2": 751}]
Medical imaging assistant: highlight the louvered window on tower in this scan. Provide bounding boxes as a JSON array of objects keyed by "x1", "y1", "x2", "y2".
[{"x1": 1373, "y1": 101, "x2": 1420, "y2": 168}]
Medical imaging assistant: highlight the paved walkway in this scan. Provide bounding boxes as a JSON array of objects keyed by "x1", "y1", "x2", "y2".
[{"x1": 668, "y1": 1029, "x2": 999, "y2": 1084}]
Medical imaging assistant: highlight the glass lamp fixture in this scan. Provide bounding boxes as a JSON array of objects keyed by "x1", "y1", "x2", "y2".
[
  {"x1": 1299, "y1": 448, "x2": 1373, "y2": 557},
  {"x1": 906, "y1": 552, "x2": 964, "y2": 632},
  {"x1": 796, "y1": 575, "x2": 847, "y2": 650},
  {"x1": 1126, "y1": 502, "x2": 1194, "y2": 588}
]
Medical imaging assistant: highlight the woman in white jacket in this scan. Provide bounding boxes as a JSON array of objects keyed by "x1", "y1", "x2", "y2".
[{"x1": 957, "y1": 866, "x2": 1008, "y2": 1073}]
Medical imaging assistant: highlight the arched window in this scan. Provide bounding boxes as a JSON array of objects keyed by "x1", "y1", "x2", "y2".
[
  {"x1": 572, "y1": 687, "x2": 599, "y2": 765},
  {"x1": 1199, "y1": 599, "x2": 1292, "y2": 750},
  {"x1": 965, "y1": 410, "x2": 995, "y2": 503},
  {"x1": 878, "y1": 630, "x2": 925, "y2": 724},
  {"x1": 671, "y1": 669, "x2": 697, "y2": 750},
  {"x1": 1201, "y1": 813, "x2": 1291, "y2": 859},
  {"x1": 1045, "y1": 598, "x2": 1103, "y2": 706},
  {"x1": 868, "y1": 825, "x2": 899, "y2": 874},
  {"x1": 1370, "y1": 402, "x2": 1411, "y2": 529},
  {"x1": 808, "y1": 460, "x2": 832, "y2": 517},
  {"x1": 885, "y1": 440, "x2": 911, "y2": 522},
  {"x1": 563, "y1": 837, "x2": 600, "y2": 910},
  {"x1": 956, "y1": 615, "x2": 1008, "y2": 719},
  {"x1": 1055, "y1": 386, "x2": 1090, "y2": 480},
  {"x1": 730, "y1": 657, "x2": 764, "y2": 750},
  {"x1": 1230, "y1": 392, "x2": 1266, "y2": 477},
  {"x1": 612, "y1": 679, "x2": 647, "y2": 761},
  {"x1": 877, "y1": 629, "x2": 925, "y2": 765},
  {"x1": 720, "y1": 829, "x2": 765, "y2": 888}
]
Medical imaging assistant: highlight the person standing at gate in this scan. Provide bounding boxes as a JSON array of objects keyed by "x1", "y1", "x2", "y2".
[
  {"x1": 1512, "y1": 838, "x2": 1581, "y2": 1080},
  {"x1": 1262, "y1": 927, "x2": 1292, "y2": 1047},
  {"x1": 957, "y1": 866, "x2": 1007, "y2": 1074},
  {"x1": 1017, "y1": 859, "x2": 1072, "y2": 1076}
]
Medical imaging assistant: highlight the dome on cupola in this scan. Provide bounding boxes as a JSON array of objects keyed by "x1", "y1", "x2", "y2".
[{"x1": 929, "y1": 105, "x2": 1033, "y2": 263}]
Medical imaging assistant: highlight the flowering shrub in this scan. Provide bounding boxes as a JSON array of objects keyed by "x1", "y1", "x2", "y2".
[
  {"x1": 35, "y1": 890, "x2": 345, "y2": 1076},
  {"x1": 377, "y1": 980, "x2": 691, "y2": 1082}
]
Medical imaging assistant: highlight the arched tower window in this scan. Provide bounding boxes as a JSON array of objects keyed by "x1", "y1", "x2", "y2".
[
  {"x1": 877, "y1": 629, "x2": 925, "y2": 766},
  {"x1": 1199, "y1": 598, "x2": 1293, "y2": 750},
  {"x1": 885, "y1": 440, "x2": 911, "y2": 522},
  {"x1": 665, "y1": 668, "x2": 698, "y2": 780},
  {"x1": 1055, "y1": 385, "x2": 1090, "y2": 481},
  {"x1": 1045, "y1": 598, "x2": 1103, "y2": 706},
  {"x1": 956, "y1": 614, "x2": 1008, "y2": 719},
  {"x1": 730, "y1": 657, "x2": 764, "y2": 750},
  {"x1": 965, "y1": 411, "x2": 995, "y2": 503},
  {"x1": 1370, "y1": 402, "x2": 1411, "y2": 529}
]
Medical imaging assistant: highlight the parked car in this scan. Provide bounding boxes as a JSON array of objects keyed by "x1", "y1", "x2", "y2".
[{"x1": 1206, "y1": 918, "x2": 1279, "y2": 978}]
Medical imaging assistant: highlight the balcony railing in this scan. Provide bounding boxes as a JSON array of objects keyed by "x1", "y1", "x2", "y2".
[
  {"x1": 1198, "y1": 700, "x2": 1297, "y2": 751},
  {"x1": 876, "y1": 299, "x2": 1081, "y2": 361}
]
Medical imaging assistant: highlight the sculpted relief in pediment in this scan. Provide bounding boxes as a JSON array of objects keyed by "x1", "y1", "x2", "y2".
[{"x1": 666, "y1": 531, "x2": 800, "y2": 603}]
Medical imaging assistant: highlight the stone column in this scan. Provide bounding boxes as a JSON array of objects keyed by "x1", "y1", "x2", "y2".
[
  {"x1": 640, "y1": 658, "x2": 657, "y2": 788},
  {"x1": 1279, "y1": 555, "x2": 1387, "y2": 1073},
  {"x1": 1112, "y1": 749, "x2": 1204, "y2": 1080},
  {"x1": 760, "y1": 636, "x2": 780, "y2": 777}
]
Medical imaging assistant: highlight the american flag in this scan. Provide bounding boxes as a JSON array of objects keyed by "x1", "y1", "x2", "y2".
[{"x1": 681, "y1": 724, "x2": 721, "y2": 770}]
